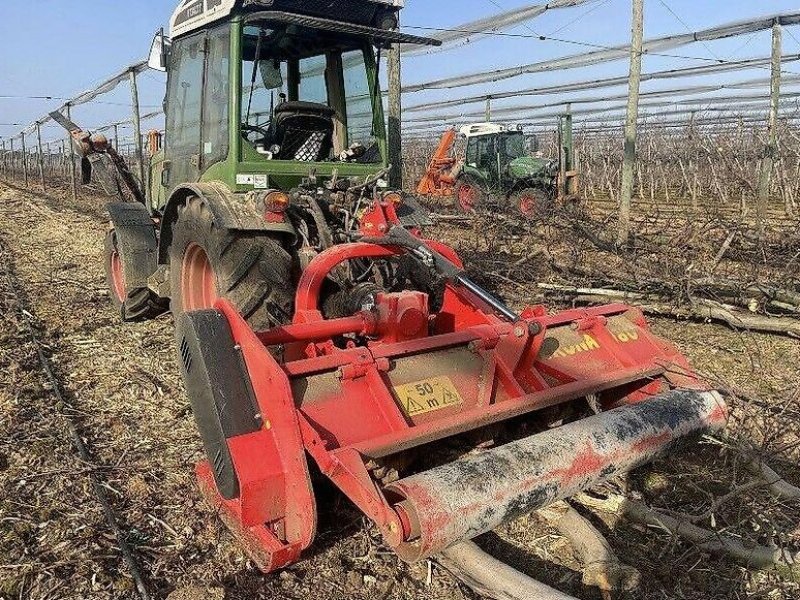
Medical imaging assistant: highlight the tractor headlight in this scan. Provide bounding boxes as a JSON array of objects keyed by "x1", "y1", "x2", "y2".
[{"x1": 263, "y1": 190, "x2": 290, "y2": 213}]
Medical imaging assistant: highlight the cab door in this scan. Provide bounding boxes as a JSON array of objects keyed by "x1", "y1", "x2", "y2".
[
  {"x1": 164, "y1": 31, "x2": 205, "y2": 190},
  {"x1": 163, "y1": 26, "x2": 230, "y2": 197}
]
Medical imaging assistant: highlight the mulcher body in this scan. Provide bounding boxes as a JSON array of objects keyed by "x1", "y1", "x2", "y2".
[{"x1": 175, "y1": 198, "x2": 728, "y2": 570}]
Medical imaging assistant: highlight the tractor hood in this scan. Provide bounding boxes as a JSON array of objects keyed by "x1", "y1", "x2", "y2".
[{"x1": 507, "y1": 156, "x2": 557, "y2": 179}]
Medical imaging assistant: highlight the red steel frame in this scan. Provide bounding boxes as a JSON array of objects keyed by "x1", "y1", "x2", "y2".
[{"x1": 194, "y1": 198, "x2": 707, "y2": 572}]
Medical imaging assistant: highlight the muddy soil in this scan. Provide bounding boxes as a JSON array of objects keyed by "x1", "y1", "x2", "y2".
[{"x1": 0, "y1": 180, "x2": 797, "y2": 600}]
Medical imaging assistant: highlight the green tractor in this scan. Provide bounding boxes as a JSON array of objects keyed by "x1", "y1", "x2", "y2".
[
  {"x1": 56, "y1": 0, "x2": 439, "y2": 327},
  {"x1": 454, "y1": 116, "x2": 578, "y2": 217}
]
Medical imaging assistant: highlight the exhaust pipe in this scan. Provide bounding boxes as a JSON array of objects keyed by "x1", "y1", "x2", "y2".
[{"x1": 387, "y1": 389, "x2": 728, "y2": 561}]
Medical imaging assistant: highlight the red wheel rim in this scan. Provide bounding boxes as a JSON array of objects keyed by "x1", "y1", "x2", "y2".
[
  {"x1": 110, "y1": 250, "x2": 126, "y2": 302},
  {"x1": 181, "y1": 243, "x2": 218, "y2": 311},
  {"x1": 458, "y1": 184, "x2": 477, "y2": 212},
  {"x1": 518, "y1": 194, "x2": 538, "y2": 216}
]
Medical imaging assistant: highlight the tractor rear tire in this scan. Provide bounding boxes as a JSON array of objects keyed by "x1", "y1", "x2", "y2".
[
  {"x1": 512, "y1": 188, "x2": 551, "y2": 219},
  {"x1": 168, "y1": 196, "x2": 294, "y2": 330},
  {"x1": 104, "y1": 230, "x2": 168, "y2": 321},
  {"x1": 454, "y1": 177, "x2": 485, "y2": 213}
]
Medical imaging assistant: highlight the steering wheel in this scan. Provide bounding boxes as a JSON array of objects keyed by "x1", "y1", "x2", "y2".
[{"x1": 241, "y1": 123, "x2": 271, "y2": 146}]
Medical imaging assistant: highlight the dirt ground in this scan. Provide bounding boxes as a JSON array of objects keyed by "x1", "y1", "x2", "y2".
[{"x1": 0, "y1": 180, "x2": 798, "y2": 600}]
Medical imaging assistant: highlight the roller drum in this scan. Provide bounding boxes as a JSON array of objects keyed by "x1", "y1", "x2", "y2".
[{"x1": 387, "y1": 389, "x2": 728, "y2": 561}]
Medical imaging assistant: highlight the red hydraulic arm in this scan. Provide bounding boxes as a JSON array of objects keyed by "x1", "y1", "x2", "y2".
[{"x1": 416, "y1": 128, "x2": 458, "y2": 197}]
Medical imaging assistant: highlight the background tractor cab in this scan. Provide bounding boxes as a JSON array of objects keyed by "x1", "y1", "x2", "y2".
[{"x1": 461, "y1": 123, "x2": 552, "y2": 190}]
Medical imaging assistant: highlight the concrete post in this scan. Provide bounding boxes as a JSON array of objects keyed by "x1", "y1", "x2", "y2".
[
  {"x1": 129, "y1": 68, "x2": 148, "y2": 206},
  {"x1": 387, "y1": 35, "x2": 403, "y2": 189},
  {"x1": 617, "y1": 0, "x2": 644, "y2": 247},
  {"x1": 66, "y1": 104, "x2": 78, "y2": 201},
  {"x1": 757, "y1": 20, "x2": 785, "y2": 226},
  {"x1": 21, "y1": 132, "x2": 29, "y2": 187},
  {"x1": 36, "y1": 122, "x2": 46, "y2": 192}
]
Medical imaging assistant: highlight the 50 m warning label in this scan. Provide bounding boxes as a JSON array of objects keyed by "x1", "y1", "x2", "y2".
[{"x1": 393, "y1": 376, "x2": 464, "y2": 417}]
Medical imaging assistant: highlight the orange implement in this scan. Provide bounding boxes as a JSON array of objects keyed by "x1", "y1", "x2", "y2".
[{"x1": 416, "y1": 128, "x2": 458, "y2": 197}]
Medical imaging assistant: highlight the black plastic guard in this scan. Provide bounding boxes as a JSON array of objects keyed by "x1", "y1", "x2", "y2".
[
  {"x1": 107, "y1": 202, "x2": 159, "y2": 289},
  {"x1": 175, "y1": 309, "x2": 263, "y2": 500}
]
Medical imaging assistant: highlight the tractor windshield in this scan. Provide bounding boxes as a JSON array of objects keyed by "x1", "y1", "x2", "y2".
[
  {"x1": 501, "y1": 133, "x2": 527, "y2": 161},
  {"x1": 241, "y1": 21, "x2": 381, "y2": 164}
]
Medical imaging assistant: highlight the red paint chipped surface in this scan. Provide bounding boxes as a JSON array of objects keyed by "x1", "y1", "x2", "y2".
[{"x1": 550, "y1": 442, "x2": 611, "y2": 487}]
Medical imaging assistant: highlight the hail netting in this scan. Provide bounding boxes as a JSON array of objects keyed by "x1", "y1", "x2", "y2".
[
  {"x1": 304, "y1": 1, "x2": 592, "y2": 80},
  {"x1": 404, "y1": 75, "x2": 800, "y2": 124},
  {"x1": 18, "y1": 61, "x2": 150, "y2": 135},
  {"x1": 94, "y1": 110, "x2": 164, "y2": 134},
  {"x1": 404, "y1": 11, "x2": 800, "y2": 92},
  {"x1": 405, "y1": 55, "x2": 800, "y2": 112},
  {"x1": 402, "y1": 0, "x2": 593, "y2": 56},
  {"x1": 402, "y1": 95, "x2": 800, "y2": 134}
]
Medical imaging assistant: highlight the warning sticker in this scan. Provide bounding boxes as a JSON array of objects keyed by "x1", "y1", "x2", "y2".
[{"x1": 393, "y1": 376, "x2": 464, "y2": 417}]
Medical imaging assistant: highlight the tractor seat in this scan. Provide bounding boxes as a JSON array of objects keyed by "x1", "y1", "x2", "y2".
[{"x1": 268, "y1": 101, "x2": 335, "y2": 162}]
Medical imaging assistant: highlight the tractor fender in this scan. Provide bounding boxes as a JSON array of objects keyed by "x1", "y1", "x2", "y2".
[
  {"x1": 158, "y1": 181, "x2": 297, "y2": 263},
  {"x1": 106, "y1": 202, "x2": 159, "y2": 288}
]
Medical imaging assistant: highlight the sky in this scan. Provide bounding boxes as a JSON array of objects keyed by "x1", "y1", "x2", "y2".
[{"x1": 1, "y1": 0, "x2": 800, "y2": 146}]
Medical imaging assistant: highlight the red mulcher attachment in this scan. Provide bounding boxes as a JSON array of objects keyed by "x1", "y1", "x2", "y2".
[{"x1": 175, "y1": 221, "x2": 728, "y2": 572}]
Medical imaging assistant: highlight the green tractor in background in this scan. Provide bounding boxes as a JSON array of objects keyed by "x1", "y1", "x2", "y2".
[{"x1": 453, "y1": 115, "x2": 578, "y2": 217}]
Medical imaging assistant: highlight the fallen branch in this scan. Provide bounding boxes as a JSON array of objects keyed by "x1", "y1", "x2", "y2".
[
  {"x1": 537, "y1": 283, "x2": 800, "y2": 337},
  {"x1": 745, "y1": 459, "x2": 800, "y2": 502},
  {"x1": 709, "y1": 230, "x2": 736, "y2": 275},
  {"x1": 538, "y1": 501, "x2": 640, "y2": 594},
  {"x1": 438, "y1": 541, "x2": 580, "y2": 600},
  {"x1": 575, "y1": 493, "x2": 800, "y2": 578}
]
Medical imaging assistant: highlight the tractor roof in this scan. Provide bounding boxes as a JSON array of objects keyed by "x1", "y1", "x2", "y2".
[
  {"x1": 459, "y1": 123, "x2": 524, "y2": 138},
  {"x1": 171, "y1": 0, "x2": 404, "y2": 39}
]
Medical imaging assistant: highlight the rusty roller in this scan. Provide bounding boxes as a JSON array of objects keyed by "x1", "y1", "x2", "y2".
[{"x1": 387, "y1": 389, "x2": 727, "y2": 560}]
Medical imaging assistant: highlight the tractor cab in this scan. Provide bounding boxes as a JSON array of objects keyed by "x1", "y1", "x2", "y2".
[{"x1": 148, "y1": 0, "x2": 436, "y2": 209}]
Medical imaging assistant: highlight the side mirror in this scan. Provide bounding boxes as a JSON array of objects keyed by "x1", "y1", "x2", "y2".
[{"x1": 148, "y1": 28, "x2": 171, "y2": 72}]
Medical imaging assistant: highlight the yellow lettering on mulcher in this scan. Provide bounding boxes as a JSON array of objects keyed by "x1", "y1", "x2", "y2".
[
  {"x1": 552, "y1": 334, "x2": 601, "y2": 359},
  {"x1": 613, "y1": 330, "x2": 640, "y2": 343}
]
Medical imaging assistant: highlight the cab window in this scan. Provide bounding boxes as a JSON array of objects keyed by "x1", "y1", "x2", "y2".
[{"x1": 240, "y1": 22, "x2": 382, "y2": 163}]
